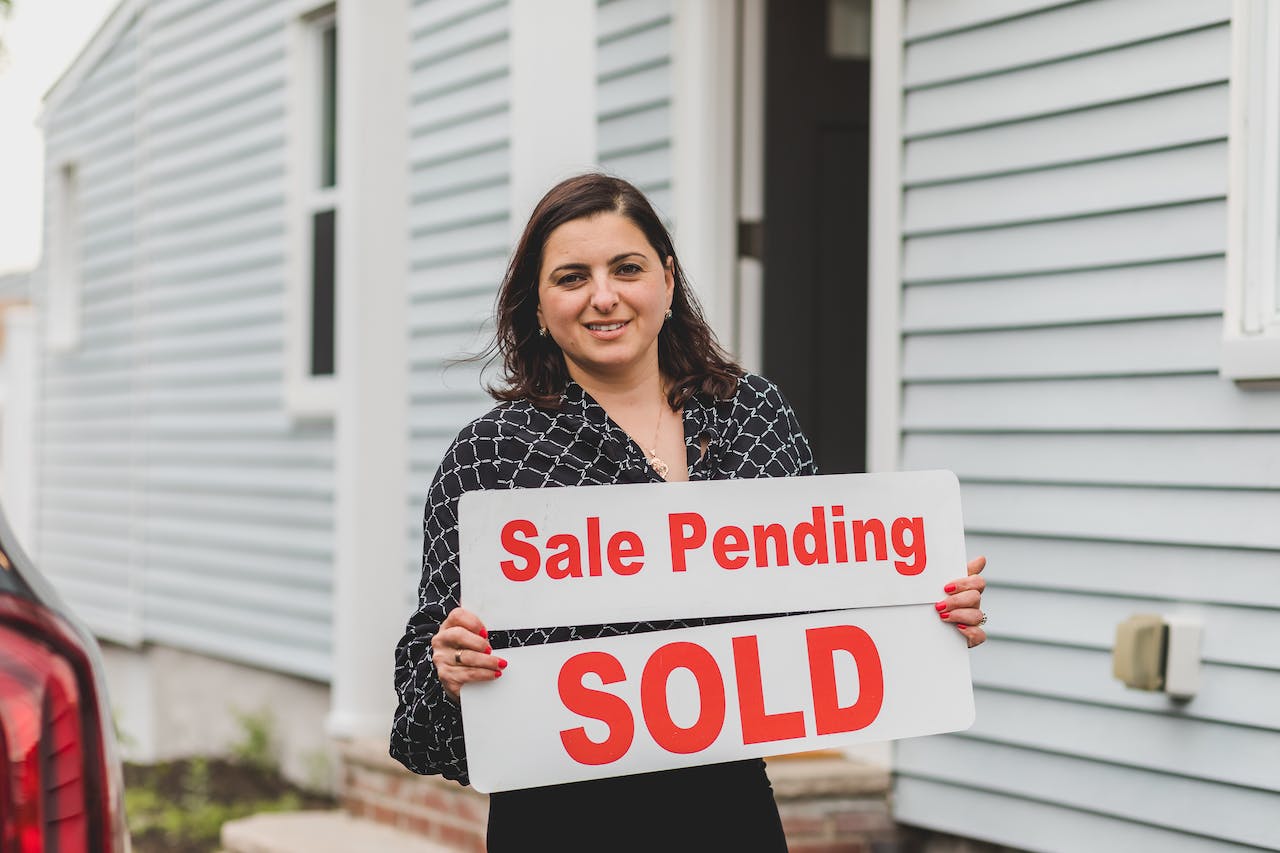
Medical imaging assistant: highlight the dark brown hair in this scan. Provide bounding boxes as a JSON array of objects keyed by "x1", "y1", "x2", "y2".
[{"x1": 485, "y1": 173, "x2": 742, "y2": 409}]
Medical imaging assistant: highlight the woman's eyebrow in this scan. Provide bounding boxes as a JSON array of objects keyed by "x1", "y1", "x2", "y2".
[{"x1": 547, "y1": 252, "x2": 647, "y2": 277}]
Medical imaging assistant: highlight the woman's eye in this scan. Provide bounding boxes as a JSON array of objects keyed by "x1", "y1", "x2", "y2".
[
  {"x1": 617, "y1": 263, "x2": 642, "y2": 275},
  {"x1": 557, "y1": 273, "x2": 586, "y2": 286}
]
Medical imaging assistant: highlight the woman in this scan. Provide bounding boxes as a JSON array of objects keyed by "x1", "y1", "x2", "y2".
[{"x1": 391, "y1": 173, "x2": 987, "y2": 851}]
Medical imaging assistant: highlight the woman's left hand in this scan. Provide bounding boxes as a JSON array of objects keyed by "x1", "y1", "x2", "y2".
[{"x1": 937, "y1": 555, "x2": 987, "y2": 648}]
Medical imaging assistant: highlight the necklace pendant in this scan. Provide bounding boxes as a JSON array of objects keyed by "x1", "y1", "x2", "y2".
[{"x1": 646, "y1": 451, "x2": 670, "y2": 479}]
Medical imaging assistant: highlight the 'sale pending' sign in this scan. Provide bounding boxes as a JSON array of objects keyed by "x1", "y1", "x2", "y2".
[{"x1": 457, "y1": 470, "x2": 975, "y2": 793}]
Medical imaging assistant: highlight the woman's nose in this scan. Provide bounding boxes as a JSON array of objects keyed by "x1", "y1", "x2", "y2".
[{"x1": 588, "y1": 276, "x2": 619, "y2": 312}]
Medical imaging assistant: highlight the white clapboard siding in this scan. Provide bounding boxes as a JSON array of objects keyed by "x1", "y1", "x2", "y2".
[
  {"x1": 903, "y1": 374, "x2": 1280, "y2": 431},
  {"x1": 404, "y1": 0, "x2": 513, "y2": 600},
  {"x1": 37, "y1": 14, "x2": 143, "y2": 645},
  {"x1": 597, "y1": 0, "x2": 672, "y2": 204},
  {"x1": 904, "y1": 432, "x2": 1280, "y2": 490},
  {"x1": 893, "y1": 6, "x2": 1278, "y2": 850},
  {"x1": 905, "y1": 26, "x2": 1229, "y2": 138},
  {"x1": 902, "y1": 257, "x2": 1224, "y2": 332},
  {"x1": 897, "y1": 736, "x2": 1279, "y2": 850},
  {"x1": 905, "y1": 84, "x2": 1229, "y2": 185},
  {"x1": 903, "y1": 142, "x2": 1225, "y2": 234},
  {"x1": 962, "y1": 534, "x2": 1280, "y2": 609},
  {"x1": 902, "y1": 316, "x2": 1222, "y2": 380},
  {"x1": 970, "y1": 643, "x2": 1280, "y2": 731},
  {"x1": 41, "y1": 0, "x2": 334, "y2": 676},
  {"x1": 896, "y1": 778, "x2": 1267, "y2": 853},
  {"x1": 904, "y1": 0, "x2": 1229, "y2": 88}
]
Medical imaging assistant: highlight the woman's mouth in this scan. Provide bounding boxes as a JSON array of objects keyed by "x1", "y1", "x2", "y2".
[{"x1": 585, "y1": 321, "x2": 628, "y2": 332}]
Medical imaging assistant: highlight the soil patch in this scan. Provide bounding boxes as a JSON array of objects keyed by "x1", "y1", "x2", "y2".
[{"x1": 125, "y1": 757, "x2": 336, "y2": 853}]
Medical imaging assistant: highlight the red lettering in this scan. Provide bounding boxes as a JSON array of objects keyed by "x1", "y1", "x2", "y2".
[
  {"x1": 586, "y1": 516, "x2": 603, "y2": 577},
  {"x1": 499, "y1": 519, "x2": 540, "y2": 581},
  {"x1": 558, "y1": 652, "x2": 635, "y2": 766},
  {"x1": 668, "y1": 512, "x2": 707, "y2": 572},
  {"x1": 891, "y1": 516, "x2": 926, "y2": 576},
  {"x1": 831, "y1": 505, "x2": 849, "y2": 563},
  {"x1": 792, "y1": 506, "x2": 829, "y2": 566},
  {"x1": 732, "y1": 635, "x2": 805, "y2": 745},
  {"x1": 607, "y1": 530, "x2": 645, "y2": 576},
  {"x1": 752, "y1": 523, "x2": 790, "y2": 567},
  {"x1": 806, "y1": 625, "x2": 884, "y2": 736},
  {"x1": 641, "y1": 642, "x2": 726, "y2": 754},
  {"x1": 850, "y1": 519, "x2": 888, "y2": 563},
  {"x1": 545, "y1": 533, "x2": 583, "y2": 579},
  {"x1": 712, "y1": 525, "x2": 750, "y2": 570}
]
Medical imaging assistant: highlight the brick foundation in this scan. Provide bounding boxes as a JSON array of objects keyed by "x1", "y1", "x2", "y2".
[{"x1": 338, "y1": 739, "x2": 904, "y2": 852}]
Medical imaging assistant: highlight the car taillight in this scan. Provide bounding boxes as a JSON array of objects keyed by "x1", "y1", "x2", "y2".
[{"x1": 0, "y1": 595, "x2": 117, "y2": 853}]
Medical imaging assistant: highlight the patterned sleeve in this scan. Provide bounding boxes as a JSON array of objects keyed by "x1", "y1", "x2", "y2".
[
  {"x1": 390, "y1": 418, "x2": 499, "y2": 784},
  {"x1": 775, "y1": 383, "x2": 818, "y2": 477},
  {"x1": 733, "y1": 373, "x2": 819, "y2": 478}
]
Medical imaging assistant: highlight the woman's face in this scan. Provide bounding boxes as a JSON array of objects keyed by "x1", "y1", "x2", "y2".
[{"x1": 536, "y1": 212, "x2": 674, "y2": 386}]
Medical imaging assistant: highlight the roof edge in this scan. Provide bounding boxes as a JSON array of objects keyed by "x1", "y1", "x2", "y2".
[{"x1": 39, "y1": 0, "x2": 144, "y2": 124}]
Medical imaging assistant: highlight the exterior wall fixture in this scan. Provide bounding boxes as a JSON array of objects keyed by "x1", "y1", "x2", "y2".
[{"x1": 1112, "y1": 613, "x2": 1203, "y2": 700}]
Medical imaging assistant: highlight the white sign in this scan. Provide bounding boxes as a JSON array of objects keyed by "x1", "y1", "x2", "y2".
[
  {"x1": 459, "y1": 470, "x2": 964, "y2": 628},
  {"x1": 462, "y1": 604, "x2": 974, "y2": 793}
]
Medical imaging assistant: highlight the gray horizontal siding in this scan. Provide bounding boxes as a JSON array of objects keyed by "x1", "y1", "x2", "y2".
[
  {"x1": 37, "y1": 0, "x2": 334, "y2": 680},
  {"x1": 404, "y1": 0, "x2": 512, "y2": 606},
  {"x1": 893, "y1": 3, "x2": 1280, "y2": 850},
  {"x1": 38, "y1": 13, "x2": 143, "y2": 645},
  {"x1": 597, "y1": 0, "x2": 673, "y2": 215}
]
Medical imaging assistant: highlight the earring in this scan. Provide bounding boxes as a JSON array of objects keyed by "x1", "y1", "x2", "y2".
[
  {"x1": 538, "y1": 326, "x2": 548, "y2": 338},
  {"x1": 664, "y1": 309, "x2": 673, "y2": 320}
]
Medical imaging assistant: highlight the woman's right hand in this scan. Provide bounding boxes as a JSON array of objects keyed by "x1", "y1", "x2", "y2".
[{"x1": 432, "y1": 606, "x2": 507, "y2": 703}]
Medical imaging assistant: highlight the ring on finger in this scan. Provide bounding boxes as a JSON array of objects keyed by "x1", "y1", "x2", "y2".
[
  {"x1": 977, "y1": 614, "x2": 988, "y2": 626},
  {"x1": 454, "y1": 649, "x2": 463, "y2": 666}
]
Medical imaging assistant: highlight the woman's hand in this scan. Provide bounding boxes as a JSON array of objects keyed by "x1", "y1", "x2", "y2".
[
  {"x1": 432, "y1": 606, "x2": 507, "y2": 703},
  {"x1": 937, "y1": 555, "x2": 987, "y2": 649}
]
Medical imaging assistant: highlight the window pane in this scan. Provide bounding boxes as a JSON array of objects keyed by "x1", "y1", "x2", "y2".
[
  {"x1": 320, "y1": 23, "x2": 338, "y2": 188},
  {"x1": 311, "y1": 209, "x2": 336, "y2": 376},
  {"x1": 828, "y1": 0, "x2": 871, "y2": 60}
]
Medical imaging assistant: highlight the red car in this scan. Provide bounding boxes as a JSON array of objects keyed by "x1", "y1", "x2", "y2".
[{"x1": 0, "y1": 510, "x2": 130, "y2": 852}]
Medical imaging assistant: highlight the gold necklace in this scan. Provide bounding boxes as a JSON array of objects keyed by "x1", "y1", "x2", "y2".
[{"x1": 645, "y1": 401, "x2": 670, "y2": 479}]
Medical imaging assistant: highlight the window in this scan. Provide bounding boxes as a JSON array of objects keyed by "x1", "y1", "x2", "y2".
[
  {"x1": 1225, "y1": 0, "x2": 1280, "y2": 380},
  {"x1": 286, "y1": 5, "x2": 339, "y2": 415},
  {"x1": 46, "y1": 162, "x2": 81, "y2": 351}
]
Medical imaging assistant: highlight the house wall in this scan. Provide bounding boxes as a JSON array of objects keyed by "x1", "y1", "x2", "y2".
[
  {"x1": 888, "y1": 2, "x2": 1280, "y2": 850},
  {"x1": 401, "y1": 0, "x2": 675, "y2": 604},
  {"x1": 38, "y1": 0, "x2": 335, "y2": 680}
]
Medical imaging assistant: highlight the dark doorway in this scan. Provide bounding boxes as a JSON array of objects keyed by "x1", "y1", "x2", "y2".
[{"x1": 761, "y1": 0, "x2": 871, "y2": 475}]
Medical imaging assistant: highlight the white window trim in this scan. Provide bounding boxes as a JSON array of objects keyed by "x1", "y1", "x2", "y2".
[
  {"x1": 1225, "y1": 0, "x2": 1280, "y2": 382},
  {"x1": 284, "y1": 2, "x2": 339, "y2": 418},
  {"x1": 46, "y1": 161, "x2": 82, "y2": 352},
  {"x1": 866, "y1": 0, "x2": 904, "y2": 471}
]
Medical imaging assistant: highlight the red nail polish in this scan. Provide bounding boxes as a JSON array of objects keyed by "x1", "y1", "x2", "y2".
[
  {"x1": 480, "y1": 628, "x2": 489, "y2": 638},
  {"x1": 485, "y1": 646, "x2": 492, "y2": 655},
  {"x1": 944, "y1": 584, "x2": 957, "y2": 594},
  {"x1": 494, "y1": 670, "x2": 502, "y2": 678},
  {"x1": 499, "y1": 658, "x2": 508, "y2": 669},
  {"x1": 939, "y1": 612, "x2": 949, "y2": 620},
  {"x1": 934, "y1": 601, "x2": 946, "y2": 611}
]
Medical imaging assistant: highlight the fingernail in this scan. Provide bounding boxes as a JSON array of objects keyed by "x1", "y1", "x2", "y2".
[
  {"x1": 944, "y1": 584, "x2": 957, "y2": 594},
  {"x1": 939, "y1": 612, "x2": 949, "y2": 620},
  {"x1": 934, "y1": 601, "x2": 946, "y2": 612},
  {"x1": 494, "y1": 670, "x2": 502, "y2": 678},
  {"x1": 499, "y1": 658, "x2": 508, "y2": 669},
  {"x1": 480, "y1": 628, "x2": 489, "y2": 638},
  {"x1": 485, "y1": 645, "x2": 492, "y2": 655}
]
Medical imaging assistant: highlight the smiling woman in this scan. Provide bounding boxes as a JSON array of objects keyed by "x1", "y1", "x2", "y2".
[{"x1": 390, "y1": 173, "x2": 988, "y2": 853}]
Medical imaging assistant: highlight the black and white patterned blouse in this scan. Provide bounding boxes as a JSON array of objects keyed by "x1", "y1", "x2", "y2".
[{"x1": 390, "y1": 372, "x2": 817, "y2": 785}]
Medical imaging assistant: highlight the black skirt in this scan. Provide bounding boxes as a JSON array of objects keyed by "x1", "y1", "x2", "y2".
[{"x1": 485, "y1": 759, "x2": 789, "y2": 852}]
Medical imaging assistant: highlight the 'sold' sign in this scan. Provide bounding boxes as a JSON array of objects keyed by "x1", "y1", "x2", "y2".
[{"x1": 458, "y1": 470, "x2": 974, "y2": 792}]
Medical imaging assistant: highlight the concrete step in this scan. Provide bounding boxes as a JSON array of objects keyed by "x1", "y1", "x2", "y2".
[{"x1": 221, "y1": 810, "x2": 460, "y2": 853}]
